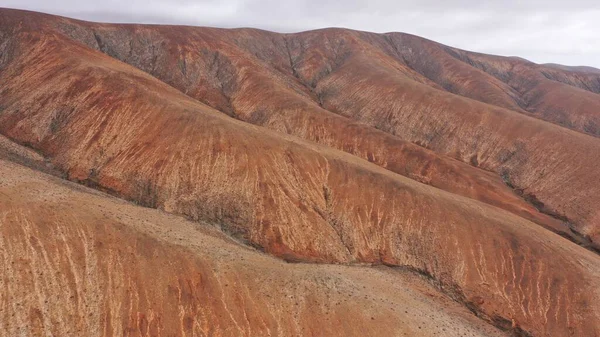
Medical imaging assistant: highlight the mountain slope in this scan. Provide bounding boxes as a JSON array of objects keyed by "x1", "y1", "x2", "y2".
[
  {"x1": 1, "y1": 158, "x2": 511, "y2": 337},
  {"x1": 0, "y1": 9, "x2": 565, "y2": 237},
  {"x1": 6, "y1": 9, "x2": 597, "y2": 246},
  {"x1": 440, "y1": 47, "x2": 600, "y2": 135},
  {"x1": 1, "y1": 8, "x2": 600, "y2": 337}
]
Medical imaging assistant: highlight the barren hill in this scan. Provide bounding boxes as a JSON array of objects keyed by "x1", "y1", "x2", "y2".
[{"x1": 1, "y1": 8, "x2": 599, "y2": 337}]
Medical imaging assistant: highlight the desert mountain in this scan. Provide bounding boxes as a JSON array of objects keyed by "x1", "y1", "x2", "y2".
[{"x1": 1, "y1": 8, "x2": 599, "y2": 337}]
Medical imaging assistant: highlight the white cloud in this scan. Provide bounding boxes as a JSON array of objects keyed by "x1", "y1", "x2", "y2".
[{"x1": 2, "y1": 0, "x2": 599, "y2": 67}]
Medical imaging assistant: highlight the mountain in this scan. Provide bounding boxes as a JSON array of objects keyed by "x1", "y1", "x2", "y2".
[
  {"x1": 1, "y1": 8, "x2": 599, "y2": 337},
  {"x1": 543, "y1": 63, "x2": 600, "y2": 74}
]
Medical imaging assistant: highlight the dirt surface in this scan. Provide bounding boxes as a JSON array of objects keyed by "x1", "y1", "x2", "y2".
[
  {"x1": 0, "y1": 159, "x2": 508, "y2": 337},
  {"x1": 1, "y1": 8, "x2": 600, "y2": 337}
]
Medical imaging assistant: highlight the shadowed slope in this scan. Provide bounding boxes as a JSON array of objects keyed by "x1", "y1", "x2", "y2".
[
  {"x1": 439, "y1": 47, "x2": 600, "y2": 136},
  {"x1": 0, "y1": 17, "x2": 599, "y2": 336},
  {"x1": 543, "y1": 63, "x2": 600, "y2": 75},
  {"x1": 348, "y1": 32, "x2": 600, "y2": 136}
]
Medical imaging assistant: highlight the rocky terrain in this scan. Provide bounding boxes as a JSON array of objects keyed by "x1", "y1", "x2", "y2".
[{"x1": 1, "y1": 8, "x2": 599, "y2": 337}]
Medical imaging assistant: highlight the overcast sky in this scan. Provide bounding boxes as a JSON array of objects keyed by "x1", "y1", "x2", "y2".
[{"x1": 2, "y1": 0, "x2": 599, "y2": 68}]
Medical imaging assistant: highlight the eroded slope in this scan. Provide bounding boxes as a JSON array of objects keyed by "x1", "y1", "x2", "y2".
[
  {"x1": 0, "y1": 22, "x2": 599, "y2": 336},
  {"x1": 5, "y1": 10, "x2": 597, "y2": 246},
  {"x1": 1, "y1": 158, "x2": 512, "y2": 337},
  {"x1": 0, "y1": 9, "x2": 562, "y2": 236}
]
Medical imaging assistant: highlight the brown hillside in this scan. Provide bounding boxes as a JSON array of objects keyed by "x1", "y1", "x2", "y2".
[
  {"x1": 6, "y1": 10, "x2": 597, "y2": 245},
  {"x1": 1, "y1": 8, "x2": 600, "y2": 337},
  {"x1": 1, "y1": 159, "x2": 510, "y2": 337}
]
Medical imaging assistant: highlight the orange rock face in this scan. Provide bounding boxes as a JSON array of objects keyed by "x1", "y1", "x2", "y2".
[{"x1": 1, "y1": 8, "x2": 600, "y2": 337}]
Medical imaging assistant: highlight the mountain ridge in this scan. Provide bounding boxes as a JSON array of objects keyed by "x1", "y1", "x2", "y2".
[{"x1": 1, "y1": 8, "x2": 600, "y2": 337}]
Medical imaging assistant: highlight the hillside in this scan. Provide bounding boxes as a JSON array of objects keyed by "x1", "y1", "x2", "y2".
[{"x1": 1, "y1": 8, "x2": 599, "y2": 337}]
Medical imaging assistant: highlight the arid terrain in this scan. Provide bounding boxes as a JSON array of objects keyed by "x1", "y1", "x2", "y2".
[{"x1": 1, "y1": 8, "x2": 599, "y2": 337}]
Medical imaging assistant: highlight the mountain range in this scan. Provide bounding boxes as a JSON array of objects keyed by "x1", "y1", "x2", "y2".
[{"x1": 1, "y1": 8, "x2": 599, "y2": 337}]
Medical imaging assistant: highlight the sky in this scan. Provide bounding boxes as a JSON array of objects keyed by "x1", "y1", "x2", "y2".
[{"x1": 2, "y1": 0, "x2": 599, "y2": 68}]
